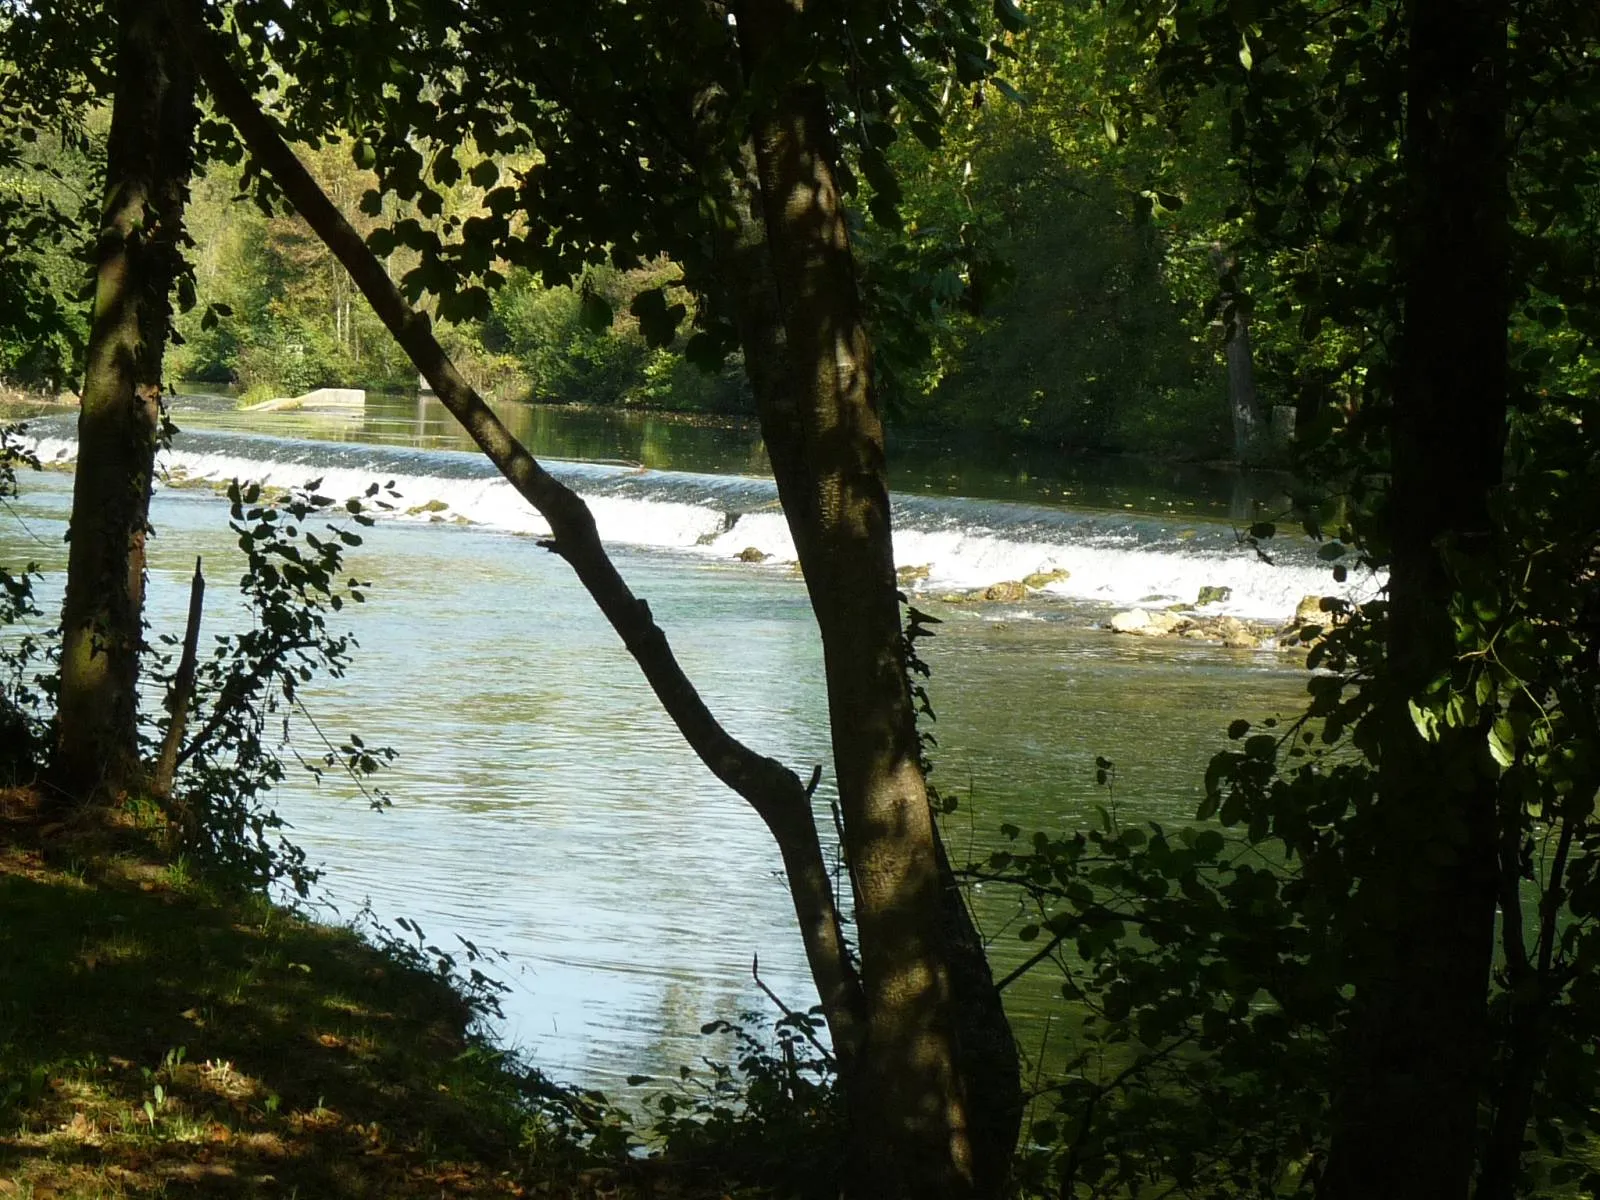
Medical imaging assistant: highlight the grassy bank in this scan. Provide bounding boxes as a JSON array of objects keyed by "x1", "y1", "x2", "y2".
[{"x1": 0, "y1": 790, "x2": 727, "y2": 1199}]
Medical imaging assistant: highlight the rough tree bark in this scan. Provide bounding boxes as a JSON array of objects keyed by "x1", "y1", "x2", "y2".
[
  {"x1": 165, "y1": 0, "x2": 868, "y2": 1088},
  {"x1": 55, "y1": 0, "x2": 197, "y2": 801},
  {"x1": 1320, "y1": 1, "x2": 1509, "y2": 1196},
  {"x1": 727, "y1": 3, "x2": 1022, "y2": 1195}
]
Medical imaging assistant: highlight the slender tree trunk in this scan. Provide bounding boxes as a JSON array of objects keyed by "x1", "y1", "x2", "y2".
[
  {"x1": 729, "y1": 4, "x2": 1021, "y2": 1195},
  {"x1": 152, "y1": 557, "x2": 204, "y2": 802},
  {"x1": 1320, "y1": 2, "x2": 1509, "y2": 1196},
  {"x1": 1212, "y1": 247, "x2": 1264, "y2": 465},
  {"x1": 55, "y1": 0, "x2": 197, "y2": 802},
  {"x1": 167, "y1": 0, "x2": 868, "y2": 1089}
]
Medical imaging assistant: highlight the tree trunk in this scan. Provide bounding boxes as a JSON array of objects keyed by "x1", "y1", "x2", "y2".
[
  {"x1": 1211, "y1": 246, "x2": 1265, "y2": 465},
  {"x1": 729, "y1": 4, "x2": 1021, "y2": 1195},
  {"x1": 1320, "y1": 2, "x2": 1509, "y2": 1196},
  {"x1": 55, "y1": 0, "x2": 197, "y2": 802},
  {"x1": 167, "y1": 0, "x2": 868, "y2": 1093}
]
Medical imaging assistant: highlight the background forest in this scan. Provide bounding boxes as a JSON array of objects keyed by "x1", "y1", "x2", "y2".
[{"x1": 3, "y1": 5, "x2": 1284, "y2": 457}]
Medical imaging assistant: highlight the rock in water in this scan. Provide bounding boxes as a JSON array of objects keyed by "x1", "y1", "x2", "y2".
[
  {"x1": 1196, "y1": 584, "x2": 1233, "y2": 606},
  {"x1": 1213, "y1": 617, "x2": 1259, "y2": 649},
  {"x1": 1023, "y1": 569, "x2": 1069, "y2": 590},
  {"x1": 896, "y1": 563, "x2": 931, "y2": 584},
  {"x1": 1294, "y1": 594, "x2": 1327, "y2": 625},
  {"x1": 735, "y1": 546, "x2": 769, "y2": 563},
  {"x1": 981, "y1": 580, "x2": 1028, "y2": 602},
  {"x1": 1109, "y1": 609, "x2": 1183, "y2": 636}
]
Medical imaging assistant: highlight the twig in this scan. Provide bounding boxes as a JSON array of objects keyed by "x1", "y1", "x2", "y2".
[
  {"x1": 751, "y1": 953, "x2": 835, "y2": 1067},
  {"x1": 152, "y1": 556, "x2": 205, "y2": 801},
  {"x1": 995, "y1": 929, "x2": 1072, "y2": 992}
]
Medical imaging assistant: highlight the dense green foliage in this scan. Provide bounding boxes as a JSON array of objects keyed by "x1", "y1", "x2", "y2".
[
  {"x1": 936, "y1": 2, "x2": 1600, "y2": 1196},
  {"x1": 4, "y1": 0, "x2": 1600, "y2": 1195},
  {"x1": 1, "y1": 2, "x2": 1262, "y2": 456}
]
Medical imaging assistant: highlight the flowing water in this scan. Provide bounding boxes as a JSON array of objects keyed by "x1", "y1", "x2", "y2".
[{"x1": 4, "y1": 391, "x2": 1367, "y2": 1091}]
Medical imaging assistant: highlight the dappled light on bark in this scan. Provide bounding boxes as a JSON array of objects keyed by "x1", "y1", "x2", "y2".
[{"x1": 56, "y1": 0, "x2": 197, "y2": 802}]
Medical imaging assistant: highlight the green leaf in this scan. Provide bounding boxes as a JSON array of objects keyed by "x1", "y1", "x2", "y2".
[
  {"x1": 993, "y1": 0, "x2": 1028, "y2": 33},
  {"x1": 1488, "y1": 720, "x2": 1515, "y2": 769},
  {"x1": 684, "y1": 329, "x2": 732, "y2": 372},
  {"x1": 629, "y1": 287, "x2": 686, "y2": 349},
  {"x1": 1408, "y1": 699, "x2": 1438, "y2": 741},
  {"x1": 578, "y1": 290, "x2": 614, "y2": 334},
  {"x1": 352, "y1": 140, "x2": 377, "y2": 170}
]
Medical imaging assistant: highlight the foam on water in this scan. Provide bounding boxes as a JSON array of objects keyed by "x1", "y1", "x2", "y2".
[{"x1": 26, "y1": 425, "x2": 1378, "y2": 621}]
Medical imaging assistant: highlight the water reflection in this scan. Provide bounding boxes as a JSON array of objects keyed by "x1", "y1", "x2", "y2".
[
  {"x1": 2, "y1": 431, "x2": 1314, "y2": 1094},
  {"x1": 170, "y1": 387, "x2": 1291, "y2": 519}
]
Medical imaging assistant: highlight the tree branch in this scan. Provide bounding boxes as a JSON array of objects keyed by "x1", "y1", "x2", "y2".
[{"x1": 165, "y1": 0, "x2": 866, "y2": 1076}]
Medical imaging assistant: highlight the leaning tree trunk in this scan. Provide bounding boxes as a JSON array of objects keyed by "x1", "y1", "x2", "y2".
[
  {"x1": 729, "y1": 3, "x2": 1022, "y2": 1195},
  {"x1": 55, "y1": 0, "x2": 197, "y2": 802},
  {"x1": 1320, "y1": 1, "x2": 1509, "y2": 1196},
  {"x1": 166, "y1": 0, "x2": 868, "y2": 1094}
]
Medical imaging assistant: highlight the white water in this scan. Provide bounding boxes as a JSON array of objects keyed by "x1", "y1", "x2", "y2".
[
  {"x1": 8, "y1": 414, "x2": 1346, "y2": 1089},
  {"x1": 27, "y1": 426, "x2": 1377, "y2": 623}
]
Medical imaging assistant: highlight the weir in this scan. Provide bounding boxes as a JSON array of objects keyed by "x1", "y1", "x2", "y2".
[{"x1": 23, "y1": 409, "x2": 1373, "y2": 623}]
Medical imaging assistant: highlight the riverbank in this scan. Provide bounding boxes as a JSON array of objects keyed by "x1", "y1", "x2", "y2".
[{"x1": 0, "y1": 789, "x2": 748, "y2": 1199}]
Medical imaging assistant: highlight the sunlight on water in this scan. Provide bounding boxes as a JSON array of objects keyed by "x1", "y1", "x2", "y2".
[{"x1": 3, "y1": 402, "x2": 1328, "y2": 1091}]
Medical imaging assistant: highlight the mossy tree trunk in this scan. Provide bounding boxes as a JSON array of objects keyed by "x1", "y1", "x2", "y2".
[{"x1": 55, "y1": 0, "x2": 197, "y2": 802}]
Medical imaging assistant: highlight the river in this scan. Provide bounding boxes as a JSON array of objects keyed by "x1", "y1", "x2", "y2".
[{"x1": 4, "y1": 391, "x2": 1358, "y2": 1093}]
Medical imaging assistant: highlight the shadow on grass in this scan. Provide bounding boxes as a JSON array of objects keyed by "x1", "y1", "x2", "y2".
[{"x1": 0, "y1": 800, "x2": 631, "y2": 1198}]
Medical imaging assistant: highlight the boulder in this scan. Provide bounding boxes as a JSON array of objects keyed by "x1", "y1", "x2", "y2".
[
  {"x1": 980, "y1": 580, "x2": 1028, "y2": 602},
  {"x1": 406, "y1": 498, "x2": 450, "y2": 516},
  {"x1": 243, "y1": 386, "x2": 366, "y2": 412},
  {"x1": 1109, "y1": 609, "x2": 1184, "y2": 636},
  {"x1": 1212, "y1": 616, "x2": 1259, "y2": 649},
  {"x1": 896, "y1": 563, "x2": 932, "y2": 584},
  {"x1": 735, "y1": 546, "x2": 769, "y2": 563},
  {"x1": 1196, "y1": 584, "x2": 1232, "y2": 606},
  {"x1": 1023, "y1": 568, "x2": 1069, "y2": 590},
  {"x1": 1280, "y1": 594, "x2": 1351, "y2": 646},
  {"x1": 1294, "y1": 594, "x2": 1327, "y2": 625}
]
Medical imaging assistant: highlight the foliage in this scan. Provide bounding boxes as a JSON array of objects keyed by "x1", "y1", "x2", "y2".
[
  {"x1": 634, "y1": 1009, "x2": 845, "y2": 1200},
  {"x1": 158, "y1": 476, "x2": 400, "y2": 895},
  {"x1": 0, "y1": 423, "x2": 50, "y2": 776},
  {"x1": 355, "y1": 908, "x2": 513, "y2": 1024},
  {"x1": 955, "y1": 2, "x2": 1600, "y2": 1194},
  {"x1": 481, "y1": 266, "x2": 749, "y2": 412},
  {"x1": 871, "y1": 2, "x2": 1236, "y2": 453},
  {"x1": 0, "y1": 107, "x2": 95, "y2": 389}
]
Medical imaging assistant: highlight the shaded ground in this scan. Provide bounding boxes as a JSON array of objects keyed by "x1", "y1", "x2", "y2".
[{"x1": 0, "y1": 789, "x2": 715, "y2": 1199}]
